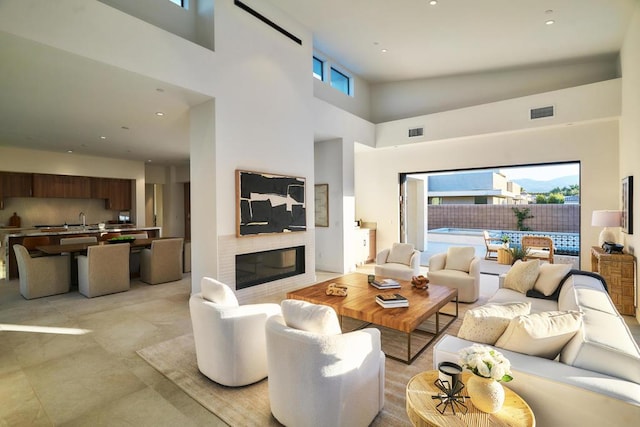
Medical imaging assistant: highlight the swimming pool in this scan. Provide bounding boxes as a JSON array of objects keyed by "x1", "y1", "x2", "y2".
[{"x1": 429, "y1": 228, "x2": 580, "y2": 255}]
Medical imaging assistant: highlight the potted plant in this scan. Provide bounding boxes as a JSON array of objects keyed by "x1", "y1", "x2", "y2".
[
  {"x1": 509, "y1": 246, "x2": 530, "y2": 264},
  {"x1": 500, "y1": 235, "x2": 510, "y2": 249}
]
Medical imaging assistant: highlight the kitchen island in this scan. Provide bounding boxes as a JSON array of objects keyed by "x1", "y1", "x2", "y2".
[{"x1": 2, "y1": 226, "x2": 161, "y2": 280}]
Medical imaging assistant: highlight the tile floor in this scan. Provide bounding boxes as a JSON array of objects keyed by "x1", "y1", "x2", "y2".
[{"x1": 1, "y1": 269, "x2": 639, "y2": 425}]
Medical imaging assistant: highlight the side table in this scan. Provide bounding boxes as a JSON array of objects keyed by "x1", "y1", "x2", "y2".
[
  {"x1": 406, "y1": 371, "x2": 535, "y2": 427},
  {"x1": 497, "y1": 248, "x2": 513, "y2": 265},
  {"x1": 590, "y1": 246, "x2": 636, "y2": 315}
]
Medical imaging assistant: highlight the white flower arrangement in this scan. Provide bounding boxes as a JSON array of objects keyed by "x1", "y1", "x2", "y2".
[{"x1": 459, "y1": 344, "x2": 513, "y2": 382}]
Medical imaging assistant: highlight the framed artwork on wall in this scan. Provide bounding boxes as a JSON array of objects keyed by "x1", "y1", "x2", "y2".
[
  {"x1": 622, "y1": 176, "x2": 633, "y2": 234},
  {"x1": 236, "y1": 170, "x2": 306, "y2": 236},
  {"x1": 314, "y1": 184, "x2": 329, "y2": 227}
]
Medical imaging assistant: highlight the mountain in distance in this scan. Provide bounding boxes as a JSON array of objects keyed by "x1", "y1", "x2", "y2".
[{"x1": 511, "y1": 175, "x2": 579, "y2": 194}]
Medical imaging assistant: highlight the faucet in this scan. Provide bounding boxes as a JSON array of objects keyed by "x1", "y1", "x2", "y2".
[{"x1": 79, "y1": 212, "x2": 86, "y2": 228}]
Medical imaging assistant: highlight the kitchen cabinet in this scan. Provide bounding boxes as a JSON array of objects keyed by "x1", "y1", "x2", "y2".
[
  {"x1": 354, "y1": 228, "x2": 376, "y2": 266},
  {"x1": 0, "y1": 172, "x2": 33, "y2": 209},
  {"x1": 33, "y1": 174, "x2": 91, "y2": 198},
  {"x1": 90, "y1": 177, "x2": 132, "y2": 210}
]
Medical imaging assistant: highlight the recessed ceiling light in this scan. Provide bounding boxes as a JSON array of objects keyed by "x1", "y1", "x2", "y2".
[
  {"x1": 429, "y1": 0, "x2": 438, "y2": 5},
  {"x1": 100, "y1": 136, "x2": 106, "y2": 140},
  {"x1": 155, "y1": 112, "x2": 165, "y2": 116},
  {"x1": 381, "y1": 49, "x2": 388, "y2": 53},
  {"x1": 147, "y1": 159, "x2": 152, "y2": 163},
  {"x1": 67, "y1": 150, "x2": 73, "y2": 153},
  {"x1": 545, "y1": 19, "x2": 555, "y2": 25}
]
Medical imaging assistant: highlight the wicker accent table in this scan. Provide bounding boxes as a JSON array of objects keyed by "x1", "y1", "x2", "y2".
[
  {"x1": 406, "y1": 371, "x2": 535, "y2": 427},
  {"x1": 590, "y1": 246, "x2": 636, "y2": 315},
  {"x1": 497, "y1": 248, "x2": 513, "y2": 265}
]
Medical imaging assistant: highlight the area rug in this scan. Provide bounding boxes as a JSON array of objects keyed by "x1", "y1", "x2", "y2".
[{"x1": 137, "y1": 276, "x2": 497, "y2": 426}]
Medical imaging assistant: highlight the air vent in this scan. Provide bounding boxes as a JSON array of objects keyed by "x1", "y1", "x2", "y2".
[
  {"x1": 530, "y1": 105, "x2": 555, "y2": 120},
  {"x1": 234, "y1": 0, "x2": 302, "y2": 45},
  {"x1": 408, "y1": 127, "x2": 424, "y2": 138}
]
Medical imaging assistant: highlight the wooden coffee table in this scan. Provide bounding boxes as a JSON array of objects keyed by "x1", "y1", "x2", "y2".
[
  {"x1": 286, "y1": 273, "x2": 458, "y2": 364},
  {"x1": 406, "y1": 371, "x2": 535, "y2": 426}
]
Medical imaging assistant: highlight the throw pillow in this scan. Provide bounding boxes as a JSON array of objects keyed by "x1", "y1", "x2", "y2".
[
  {"x1": 386, "y1": 243, "x2": 415, "y2": 265},
  {"x1": 444, "y1": 246, "x2": 475, "y2": 272},
  {"x1": 201, "y1": 277, "x2": 239, "y2": 306},
  {"x1": 457, "y1": 302, "x2": 532, "y2": 345},
  {"x1": 281, "y1": 299, "x2": 342, "y2": 335},
  {"x1": 495, "y1": 311, "x2": 583, "y2": 359},
  {"x1": 533, "y1": 263, "x2": 572, "y2": 296},
  {"x1": 503, "y1": 260, "x2": 540, "y2": 293}
]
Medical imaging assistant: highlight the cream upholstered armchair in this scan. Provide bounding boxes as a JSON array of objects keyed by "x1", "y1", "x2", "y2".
[
  {"x1": 189, "y1": 277, "x2": 281, "y2": 387},
  {"x1": 374, "y1": 242, "x2": 420, "y2": 280},
  {"x1": 266, "y1": 299, "x2": 385, "y2": 427},
  {"x1": 140, "y1": 238, "x2": 184, "y2": 284},
  {"x1": 13, "y1": 244, "x2": 70, "y2": 299},
  {"x1": 427, "y1": 246, "x2": 480, "y2": 303},
  {"x1": 77, "y1": 243, "x2": 130, "y2": 298}
]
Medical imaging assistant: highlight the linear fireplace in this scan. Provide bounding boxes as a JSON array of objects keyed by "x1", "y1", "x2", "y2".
[{"x1": 236, "y1": 246, "x2": 305, "y2": 290}]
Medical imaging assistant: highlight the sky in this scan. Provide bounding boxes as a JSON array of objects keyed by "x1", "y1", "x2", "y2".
[{"x1": 500, "y1": 163, "x2": 579, "y2": 181}]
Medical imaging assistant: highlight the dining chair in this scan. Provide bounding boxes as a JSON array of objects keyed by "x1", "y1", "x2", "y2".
[
  {"x1": 126, "y1": 232, "x2": 149, "y2": 275},
  {"x1": 13, "y1": 244, "x2": 70, "y2": 299},
  {"x1": 77, "y1": 243, "x2": 130, "y2": 297},
  {"x1": 21, "y1": 236, "x2": 51, "y2": 257},
  {"x1": 140, "y1": 238, "x2": 184, "y2": 284}
]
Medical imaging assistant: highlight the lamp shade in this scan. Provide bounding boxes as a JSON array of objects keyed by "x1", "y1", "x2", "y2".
[{"x1": 591, "y1": 210, "x2": 622, "y2": 227}]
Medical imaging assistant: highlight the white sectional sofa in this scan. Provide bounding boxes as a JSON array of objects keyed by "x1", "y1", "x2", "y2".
[{"x1": 434, "y1": 270, "x2": 640, "y2": 427}]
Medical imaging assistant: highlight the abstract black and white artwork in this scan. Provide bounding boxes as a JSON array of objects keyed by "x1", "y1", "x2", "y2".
[{"x1": 236, "y1": 170, "x2": 306, "y2": 236}]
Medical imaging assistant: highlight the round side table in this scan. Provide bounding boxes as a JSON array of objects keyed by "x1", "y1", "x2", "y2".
[{"x1": 406, "y1": 371, "x2": 535, "y2": 427}]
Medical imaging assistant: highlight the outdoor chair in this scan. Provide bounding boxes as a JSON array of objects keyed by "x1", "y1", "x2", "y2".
[
  {"x1": 482, "y1": 230, "x2": 503, "y2": 260},
  {"x1": 522, "y1": 235, "x2": 554, "y2": 264}
]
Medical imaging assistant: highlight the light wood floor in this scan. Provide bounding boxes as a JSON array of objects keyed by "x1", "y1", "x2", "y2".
[{"x1": 1, "y1": 267, "x2": 638, "y2": 425}]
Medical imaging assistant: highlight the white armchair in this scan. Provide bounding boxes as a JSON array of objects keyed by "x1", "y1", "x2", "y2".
[
  {"x1": 427, "y1": 246, "x2": 480, "y2": 303},
  {"x1": 374, "y1": 242, "x2": 420, "y2": 280},
  {"x1": 77, "y1": 243, "x2": 130, "y2": 298},
  {"x1": 13, "y1": 244, "x2": 70, "y2": 299},
  {"x1": 266, "y1": 299, "x2": 385, "y2": 427},
  {"x1": 189, "y1": 277, "x2": 281, "y2": 387}
]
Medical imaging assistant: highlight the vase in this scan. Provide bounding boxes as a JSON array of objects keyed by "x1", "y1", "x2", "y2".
[{"x1": 467, "y1": 375, "x2": 505, "y2": 413}]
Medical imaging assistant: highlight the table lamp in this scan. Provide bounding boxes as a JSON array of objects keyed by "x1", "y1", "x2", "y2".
[{"x1": 591, "y1": 210, "x2": 622, "y2": 246}]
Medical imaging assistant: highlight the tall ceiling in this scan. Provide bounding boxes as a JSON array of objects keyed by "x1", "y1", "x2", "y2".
[
  {"x1": 0, "y1": 0, "x2": 635, "y2": 165},
  {"x1": 269, "y1": 0, "x2": 636, "y2": 83}
]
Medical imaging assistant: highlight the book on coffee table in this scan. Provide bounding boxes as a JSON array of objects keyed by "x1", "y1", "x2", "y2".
[
  {"x1": 370, "y1": 279, "x2": 401, "y2": 289},
  {"x1": 376, "y1": 293, "x2": 409, "y2": 308}
]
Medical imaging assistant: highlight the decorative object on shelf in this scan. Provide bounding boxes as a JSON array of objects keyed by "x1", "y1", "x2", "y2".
[
  {"x1": 459, "y1": 344, "x2": 513, "y2": 413},
  {"x1": 236, "y1": 170, "x2": 306, "y2": 236},
  {"x1": 314, "y1": 184, "x2": 329, "y2": 227},
  {"x1": 592, "y1": 210, "x2": 622, "y2": 246},
  {"x1": 411, "y1": 275, "x2": 429, "y2": 289},
  {"x1": 325, "y1": 283, "x2": 347, "y2": 297},
  {"x1": 9, "y1": 212, "x2": 21, "y2": 227},
  {"x1": 622, "y1": 176, "x2": 633, "y2": 234},
  {"x1": 433, "y1": 362, "x2": 469, "y2": 415}
]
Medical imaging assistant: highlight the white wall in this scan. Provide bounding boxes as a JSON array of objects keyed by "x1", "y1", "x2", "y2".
[
  {"x1": 98, "y1": 0, "x2": 214, "y2": 50},
  {"x1": 357, "y1": 118, "x2": 620, "y2": 271},
  {"x1": 376, "y1": 79, "x2": 621, "y2": 148},
  {"x1": 188, "y1": 0, "x2": 316, "y2": 298},
  {"x1": 620, "y1": 3, "x2": 640, "y2": 319},
  {"x1": 314, "y1": 139, "x2": 344, "y2": 272},
  {"x1": 371, "y1": 55, "x2": 620, "y2": 123}
]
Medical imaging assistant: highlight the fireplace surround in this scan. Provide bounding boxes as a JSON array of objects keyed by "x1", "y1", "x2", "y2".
[{"x1": 236, "y1": 246, "x2": 305, "y2": 290}]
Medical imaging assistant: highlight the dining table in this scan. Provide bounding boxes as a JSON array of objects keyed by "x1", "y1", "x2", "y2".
[{"x1": 36, "y1": 237, "x2": 163, "y2": 283}]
